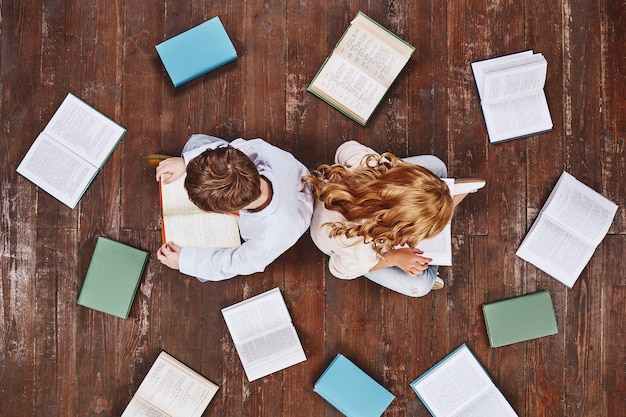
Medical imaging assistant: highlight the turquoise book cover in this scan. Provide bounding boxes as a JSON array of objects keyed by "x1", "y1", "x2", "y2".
[
  {"x1": 156, "y1": 16, "x2": 237, "y2": 87},
  {"x1": 314, "y1": 354, "x2": 394, "y2": 417}
]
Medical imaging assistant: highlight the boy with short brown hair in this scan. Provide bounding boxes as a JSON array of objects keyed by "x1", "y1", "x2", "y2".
[{"x1": 155, "y1": 134, "x2": 313, "y2": 282}]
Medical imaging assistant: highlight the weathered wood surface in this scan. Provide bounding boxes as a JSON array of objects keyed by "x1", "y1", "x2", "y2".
[{"x1": 1, "y1": 0, "x2": 625, "y2": 416}]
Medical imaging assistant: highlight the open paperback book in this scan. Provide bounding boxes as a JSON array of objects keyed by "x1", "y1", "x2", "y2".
[
  {"x1": 516, "y1": 171, "x2": 617, "y2": 287},
  {"x1": 16, "y1": 93, "x2": 126, "y2": 208},
  {"x1": 160, "y1": 174, "x2": 240, "y2": 248},
  {"x1": 471, "y1": 50, "x2": 553, "y2": 143},
  {"x1": 411, "y1": 344, "x2": 518, "y2": 417},
  {"x1": 417, "y1": 179, "x2": 454, "y2": 265},
  {"x1": 121, "y1": 351, "x2": 219, "y2": 417},
  {"x1": 221, "y1": 287, "x2": 306, "y2": 382},
  {"x1": 308, "y1": 11, "x2": 414, "y2": 125}
]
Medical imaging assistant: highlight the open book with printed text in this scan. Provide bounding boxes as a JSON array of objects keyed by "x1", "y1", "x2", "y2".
[
  {"x1": 121, "y1": 351, "x2": 219, "y2": 417},
  {"x1": 221, "y1": 287, "x2": 306, "y2": 382},
  {"x1": 471, "y1": 50, "x2": 553, "y2": 143},
  {"x1": 417, "y1": 179, "x2": 454, "y2": 265},
  {"x1": 308, "y1": 11, "x2": 414, "y2": 125},
  {"x1": 16, "y1": 93, "x2": 126, "y2": 208},
  {"x1": 160, "y1": 174, "x2": 241, "y2": 248},
  {"x1": 516, "y1": 171, "x2": 617, "y2": 287},
  {"x1": 411, "y1": 344, "x2": 518, "y2": 417}
]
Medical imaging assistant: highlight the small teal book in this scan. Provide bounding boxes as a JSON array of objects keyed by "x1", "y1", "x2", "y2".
[
  {"x1": 314, "y1": 354, "x2": 395, "y2": 417},
  {"x1": 77, "y1": 237, "x2": 149, "y2": 319},
  {"x1": 156, "y1": 17, "x2": 237, "y2": 87}
]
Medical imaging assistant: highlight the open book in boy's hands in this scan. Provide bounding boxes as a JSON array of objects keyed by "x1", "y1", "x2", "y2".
[
  {"x1": 516, "y1": 171, "x2": 617, "y2": 287},
  {"x1": 160, "y1": 174, "x2": 240, "y2": 248},
  {"x1": 471, "y1": 50, "x2": 553, "y2": 143}
]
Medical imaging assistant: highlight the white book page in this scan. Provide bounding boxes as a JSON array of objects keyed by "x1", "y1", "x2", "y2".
[
  {"x1": 161, "y1": 175, "x2": 240, "y2": 248},
  {"x1": 310, "y1": 54, "x2": 388, "y2": 123},
  {"x1": 222, "y1": 288, "x2": 306, "y2": 381},
  {"x1": 516, "y1": 215, "x2": 595, "y2": 287},
  {"x1": 44, "y1": 93, "x2": 125, "y2": 167},
  {"x1": 412, "y1": 346, "x2": 517, "y2": 417},
  {"x1": 471, "y1": 50, "x2": 534, "y2": 99},
  {"x1": 121, "y1": 397, "x2": 169, "y2": 417},
  {"x1": 16, "y1": 132, "x2": 98, "y2": 208},
  {"x1": 122, "y1": 352, "x2": 218, "y2": 417},
  {"x1": 481, "y1": 55, "x2": 546, "y2": 102},
  {"x1": 481, "y1": 90, "x2": 552, "y2": 143},
  {"x1": 542, "y1": 172, "x2": 617, "y2": 245},
  {"x1": 335, "y1": 13, "x2": 413, "y2": 86},
  {"x1": 418, "y1": 223, "x2": 452, "y2": 266},
  {"x1": 418, "y1": 178, "x2": 453, "y2": 265}
]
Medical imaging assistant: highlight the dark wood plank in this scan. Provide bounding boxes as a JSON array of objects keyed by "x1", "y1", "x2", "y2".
[{"x1": 3, "y1": 1, "x2": 626, "y2": 416}]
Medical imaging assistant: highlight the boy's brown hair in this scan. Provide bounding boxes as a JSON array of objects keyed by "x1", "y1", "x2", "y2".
[{"x1": 184, "y1": 146, "x2": 261, "y2": 213}]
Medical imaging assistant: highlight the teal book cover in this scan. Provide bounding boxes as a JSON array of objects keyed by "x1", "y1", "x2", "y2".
[
  {"x1": 77, "y1": 237, "x2": 149, "y2": 319},
  {"x1": 156, "y1": 16, "x2": 237, "y2": 87},
  {"x1": 314, "y1": 354, "x2": 395, "y2": 417},
  {"x1": 483, "y1": 290, "x2": 558, "y2": 348}
]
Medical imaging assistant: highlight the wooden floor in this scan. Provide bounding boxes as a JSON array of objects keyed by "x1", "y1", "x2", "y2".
[{"x1": 2, "y1": 0, "x2": 625, "y2": 416}]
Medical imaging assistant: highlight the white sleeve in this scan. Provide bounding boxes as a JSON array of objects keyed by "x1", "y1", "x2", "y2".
[{"x1": 334, "y1": 141, "x2": 379, "y2": 168}]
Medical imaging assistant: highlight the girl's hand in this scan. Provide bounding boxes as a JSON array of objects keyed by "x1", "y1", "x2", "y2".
[
  {"x1": 383, "y1": 248, "x2": 432, "y2": 276},
  {"x1": 156, "y1": 242, "x2": 182, "y2": 269}
]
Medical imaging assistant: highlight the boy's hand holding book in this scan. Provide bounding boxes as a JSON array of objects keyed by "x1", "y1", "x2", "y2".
[{"x1": 155, "y1": 157, "x2": 186, "y2": 184}]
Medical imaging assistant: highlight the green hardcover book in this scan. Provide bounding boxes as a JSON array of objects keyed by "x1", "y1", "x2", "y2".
[
  {"x1": 78, "y1": 237, "x2": 149, "y2": 319},
  {"x1": 482, "y1": 290, "x2": 558, "y2": 348}
]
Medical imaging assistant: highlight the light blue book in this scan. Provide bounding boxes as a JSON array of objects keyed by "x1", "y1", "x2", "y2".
[
  {"x1": 156, "y1": 17, "x2": 237, "y2": 87},
  {"x1": 314, "y1": 354, "x2": 395, "y2": 417}
]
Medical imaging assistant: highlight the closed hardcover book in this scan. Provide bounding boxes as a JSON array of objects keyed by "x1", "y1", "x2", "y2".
[
  {"x1": 77, "y1": 237, "x2": 149, "y2": 319},
  {"x1": 314, "y1": 354, "x2": 394, "y2": 417},
  {"x1": 483, "y1": 290, "x2": 558, "y2": 348},
  {"x1": 156, "y1": 16, "x2": 237, "y2": 87}
]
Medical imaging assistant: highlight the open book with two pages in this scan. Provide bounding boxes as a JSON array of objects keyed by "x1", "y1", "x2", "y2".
[
  {"x1": 516, "y1": 171, "x2": 617, "y2": 288},
  {"x1": 221, "y1": 287, "x2": 306, "y2": 382},
  {"x1": 417, "y1": 178, "x2": 454, "y2": 266},
  {"x1": 16, "y1": 93, "x2": 126, "y2": 208},
  {"x1": 471, "y1": 50, "x2": 553, "y2": 143},
  {"x1": 411, "y1": 344, "x2": 518, "y2": 417},
  {"x1": 159, "y1": 174, "x2": 241, "y2": 248},
  {"x1": 121, "y1": 351, "x2": 219, "y2": 417},
  {"x1": 308, "y1": 11, "x2": 415, "y2": 125}
]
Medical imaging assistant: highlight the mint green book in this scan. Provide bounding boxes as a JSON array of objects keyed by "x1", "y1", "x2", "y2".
[
  {"x1": 482, "y1": 290, "x2": 558, "y2": 348},
  {"x1": 78, "y1": 237, "x2": 149, "y2": 319}
]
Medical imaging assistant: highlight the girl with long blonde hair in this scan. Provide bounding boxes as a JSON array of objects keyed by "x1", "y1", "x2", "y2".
[{"x1": 306, "y1": 141, "x2": 484, "y2": 297}]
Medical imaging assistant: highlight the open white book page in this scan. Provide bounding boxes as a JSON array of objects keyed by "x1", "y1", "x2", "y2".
[
  {"x1": 309, "y1": 54, "x2": 389, "y2": 123},
  {"x1": 161, "y1": 175, "x2": 240, "y2": 248},
  {"x1": 418, "y1": 223, "x2": 452, "y2": 266},
  {"x1": 412, "y1": 346, "x2": 517, "y2": 417},
  {"x1": 16, "y1": 132, "x2": 98, "y2": 208},
  {"x1": 480, "y1": 55, "x2": 547, "y2": 102},
  {"x1": 417, "y1": 178, "x2": 453, "y2": 265},
  {"x1": 222, "y1": 288, "x2": 306, "y2": 381},
  {"x1": 541, "y1": 172, "x2": 617, "y2": 244},
  {"x1": 516, "y1": 216, "x2": 595, "y2": 287},
  {"x1": 334, "y1": 13, "x2": 414, "y2": 86},
  {"x1": 121, "y1": 352, "x2": 218, "y2": 417},
  {"x1": 481, "y1": 91, "x2": 552, "y2": 143},
  {"x1": 45, "y1": 93, "x2": 126, "y2": 167},
  {"x1": 471, "y1": 50, "x2": 534, "y2": 100},
  {"x1": 516, "y1": 172, "x2": 617, "y2": 287}
]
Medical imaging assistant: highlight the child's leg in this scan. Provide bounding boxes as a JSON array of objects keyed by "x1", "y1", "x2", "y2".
[
  {"x1": 364, "y1": 265, "x2": 438, "y2": 297},
  {"x1": 182, "y1": 134, "x2": 225, "y2": 154},
  {"x1": 402, "y1": 155, "x2": 447, "y2": 179}
]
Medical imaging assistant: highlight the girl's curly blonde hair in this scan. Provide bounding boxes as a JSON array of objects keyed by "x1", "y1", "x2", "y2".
[{"x1": 305, "y1": 153, "x2": 454, "y2": 255}]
